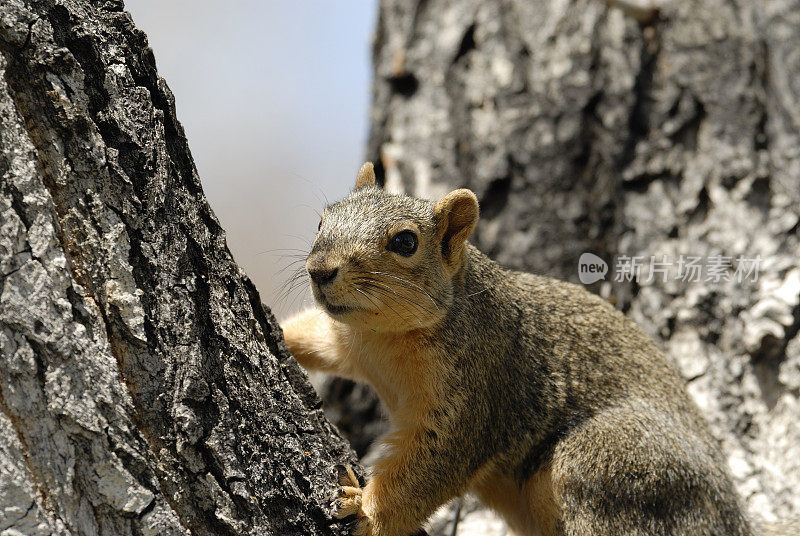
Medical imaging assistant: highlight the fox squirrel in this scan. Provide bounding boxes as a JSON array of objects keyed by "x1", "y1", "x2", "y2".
[{"x1": 281, "y1": 163, "x2": 795, "y2": 536}]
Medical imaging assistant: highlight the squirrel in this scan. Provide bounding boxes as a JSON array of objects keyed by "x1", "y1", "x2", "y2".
[{"x1": 281, "y1": 162, "x2": 797, "y2": 536}]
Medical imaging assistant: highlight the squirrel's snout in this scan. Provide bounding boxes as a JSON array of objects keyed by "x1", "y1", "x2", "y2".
[
  {"x1": 307, "y1": 251, "x2": 341, "y2": 288},
  {"x1": 308, "y1": 266, "x2": 339, "y2": 286}
]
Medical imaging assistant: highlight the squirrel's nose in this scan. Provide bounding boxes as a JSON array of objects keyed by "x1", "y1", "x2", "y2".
[{"x1": 309, "y1": 266, "x2": 338, "y2": 286}]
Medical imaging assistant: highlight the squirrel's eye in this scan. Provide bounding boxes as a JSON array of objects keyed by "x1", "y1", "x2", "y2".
[
  {"x1": 388, "y1": 230, "x2": 418, "y2": 256},
  {"x1": 317, "y1": 218, "x2": 322, "y2": 231}
]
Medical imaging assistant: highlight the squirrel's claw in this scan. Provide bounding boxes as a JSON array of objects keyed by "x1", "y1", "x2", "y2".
[
  {"x1": 331, "y1": 464, "x2": 372, "y2": 535},
  {"x1": 334, "y1": 463, "x2": 361, "y2": 487},
  {"x1": 330, "y1": 486, "x2": 362, "y2": 518}
]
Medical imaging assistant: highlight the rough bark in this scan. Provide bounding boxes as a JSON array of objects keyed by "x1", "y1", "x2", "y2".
[
  {"x1": 367, "y1": 0, "x2": 800, "y2": 528},
  {"x1": 0, "y1": 1, "x2": 360, "y2": 535}
]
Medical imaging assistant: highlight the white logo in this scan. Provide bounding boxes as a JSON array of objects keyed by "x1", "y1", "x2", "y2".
[
  {"x1": 578, "y1": 253, "x2": 608, "y2": 284},
  {"x1": 583, "y1": 254, "x2": 761, "y2": 285}
]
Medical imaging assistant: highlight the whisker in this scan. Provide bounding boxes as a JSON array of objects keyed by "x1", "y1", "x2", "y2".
[
  {"x1": 355, "y1": 279, "x2": 438, "y2": 317},
  {"x1": 358, "y1": 286, "x2": 422, "y2": 328},
  {"x1": 275, "y1": 274, "x2": 309, "y2": 307},
  {"x1": 354, "y1": 287, "x2": 383, "y2": 311},
  {"x1": 278, "y1": 273, "x2": 307, "y2": 294},
  {"x1": 286, "y1": 287, "x2": 313, "y2": 314},
  {"x1": 294, "y1": 203, "x2": 323, "y2": 222},
  {"x1": 360, "y1": 271, "x2": 441, "y2": 307},
  {"x1": 352, "y1": 274, "x2": 440, "y2": 312},
  {"x1": 289, "y1": 171, "x2": 329, "y2": 208},
  {"x1": 255, "y1": 248, "x2": 309, "y2": 256},
  {"x1": 275, "y1": 260, "x2": 308, "y2": 277},
  {"x1": 283, "y1": 233, "x2": 314, "y2": 248}
]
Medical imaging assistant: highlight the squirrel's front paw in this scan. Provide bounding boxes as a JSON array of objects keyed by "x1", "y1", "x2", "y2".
[{"x1": 331, "y1": 465, "x2": 373, "y2": 536}]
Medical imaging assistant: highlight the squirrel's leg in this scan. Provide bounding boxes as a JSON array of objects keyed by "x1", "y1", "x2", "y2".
[
  {"x1": 333, "y1": 425, "x2": 469, "y2": 536},
  {"x1": 281, "y1": 308, "x2": 354, "y2": 377}
]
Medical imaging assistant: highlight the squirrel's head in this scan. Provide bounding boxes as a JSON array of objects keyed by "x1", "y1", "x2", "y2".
[{"x1": 305, "y1": 162, "x2": 479, "y2": 333}]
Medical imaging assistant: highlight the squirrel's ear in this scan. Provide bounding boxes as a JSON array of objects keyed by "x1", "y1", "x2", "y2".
[
  {"x1": 434, "y1": 189, "x2": 479, "y2": 266},
  {"x1": 355, "y1": 162, "x2": 376, "y2": 190}
]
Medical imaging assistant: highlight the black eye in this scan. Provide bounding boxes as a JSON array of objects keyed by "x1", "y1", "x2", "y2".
[
  {"x1": 388, "y1": 230, "x2": 418, "y2": 256},
  {"x1": 318, "y1": 218, "x2": 322, "y2": 231}
]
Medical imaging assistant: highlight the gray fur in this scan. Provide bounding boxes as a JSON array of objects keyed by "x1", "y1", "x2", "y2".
[{"x1": 300, "y1": 184, "x2": 797, "y2": 535}]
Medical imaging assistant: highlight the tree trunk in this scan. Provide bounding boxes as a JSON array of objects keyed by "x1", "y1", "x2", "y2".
[
  {"x1": 368, "y1": 0, "x2": 800, "y2": 525},
  {"x1": 0, "y1": 1, "x2": 360, "y2": 535}
]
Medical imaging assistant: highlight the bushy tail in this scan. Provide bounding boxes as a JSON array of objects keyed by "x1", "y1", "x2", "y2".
[{"x1": 760, "y1": 519, "x2": 800, "y2": 536}]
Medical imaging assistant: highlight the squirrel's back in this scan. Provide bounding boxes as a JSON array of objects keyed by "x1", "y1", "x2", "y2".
[{"x1": 435, "y1": 244, "x2": 753, "y2": 535}]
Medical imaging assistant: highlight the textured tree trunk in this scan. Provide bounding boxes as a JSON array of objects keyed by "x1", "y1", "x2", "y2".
[
  {"x1": 367, "y1": 0, "x2": 800, "y2": 527},
  {"x1": 0, "y1": 1, "x2": 360, "y2": 535}
]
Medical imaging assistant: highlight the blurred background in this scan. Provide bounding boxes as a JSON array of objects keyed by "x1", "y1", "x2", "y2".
[{"x1": 125, "y1": 0, "x2": 378, "y2": 320}]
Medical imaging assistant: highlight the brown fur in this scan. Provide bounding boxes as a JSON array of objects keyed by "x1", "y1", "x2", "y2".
[{"x1": 281, "y1": 163, "x2": 789, "y2": 536}]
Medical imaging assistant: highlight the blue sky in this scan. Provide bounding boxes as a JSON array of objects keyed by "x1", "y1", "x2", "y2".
[{"x1": 125, "y1": 0, "x2": 378, "y2": 318}]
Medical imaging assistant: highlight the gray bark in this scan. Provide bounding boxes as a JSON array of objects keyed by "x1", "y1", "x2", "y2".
[
  {"x1": 366, "y1": 0, "x2": 800, "y2": 528},
  {"x1": 0, "y1": 1, "x2": 360, "y2": 535}
]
